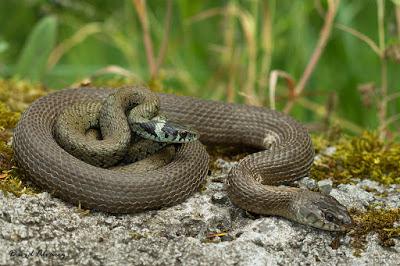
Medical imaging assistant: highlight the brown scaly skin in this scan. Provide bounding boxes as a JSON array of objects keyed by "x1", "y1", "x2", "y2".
[{"x1": 13, "y1": 86, "x2": 352, "y2": 231}]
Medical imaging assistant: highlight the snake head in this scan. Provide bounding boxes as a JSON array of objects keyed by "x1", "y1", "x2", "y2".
[
  {"x1": 159, "y1": 121, "x2": 199, "y2": 143},
  {"x1": 134, "y1": 120, "x2": 199, "y2": 143},
  {"x1": 293, "y1": 191, "x2": 353, "y2": 231}
]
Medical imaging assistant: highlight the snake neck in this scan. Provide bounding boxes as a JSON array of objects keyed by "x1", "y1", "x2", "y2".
[{"x1": 226, "y1": 162, "x2": 301, "y2": 218}]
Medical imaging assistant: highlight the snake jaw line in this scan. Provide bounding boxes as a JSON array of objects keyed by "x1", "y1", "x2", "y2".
[{"x1": 293, "y1": 192, "x2": 352, "y2": 231}]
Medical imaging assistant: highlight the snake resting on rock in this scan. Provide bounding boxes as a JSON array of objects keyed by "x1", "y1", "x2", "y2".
[{"x1": 13, "y1": 86, "x2": 352, "y2": 231}]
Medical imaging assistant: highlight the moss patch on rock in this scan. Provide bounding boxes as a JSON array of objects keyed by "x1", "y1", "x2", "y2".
[
  {"x1": 311, "y1": 131, "x2": 400, "y2": 185},
  {"x1": 312, "y1": 131, "x2": 400, "y2": 252},
  {"x1": 349, "y1": 206, "x2": 400, "y2": 256},
  {"x1": 0, "y1": 102, "x2": 20, "y2": 171},
  {"x1": 0, "y1": 78, "x2": 46, "y2": 196},
  {"x1": 0, "y1": 78, "x2": 46, "y2": 112}
]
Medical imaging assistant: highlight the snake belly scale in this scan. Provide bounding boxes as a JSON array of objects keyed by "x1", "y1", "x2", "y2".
[{"x1": 13, "y1": 87, "x2": 352, "y2": 231}]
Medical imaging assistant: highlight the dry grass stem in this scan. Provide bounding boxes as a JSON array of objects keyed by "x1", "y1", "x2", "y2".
[
  {"x1": 189, "y1": 4, "x2": 260, "y2": 105},
  {"x1": 223, "y1": 2, "x2": 236, "y2": 103},
  {"x1": 385, "y1": 91, "x2": 400, "y2": 103},
  {"x1": 47, "y1": 23, "x2": 102, "y2": 70},
  {"x1": 187, "y1": 7, "x2": 226, "y2": 24},
  {"x1": 258, "y1": 1, "x2": 273, "y2": 97},
  {"x1": 322, "y1": 92, "x2": 338, "y2": 129},
  {"x1": 396, "y1": 4, "x2": 400, "y2": 38},
  {"x1": 377, "y1": 0, "x2": 387, "y2": 140},
  {"x1": 133, "y1": 0, "x2": 156, "y2": 77},
  {"x1": 335, "y1": 23, "x2": 381, "y2": 55},
  {"x1": 268, "y1": 70, "x2": 295, "y2": 110},
  {"x1": 297, "y1": 98, "x2": 363, "y2": 133},
  {"x1": 154, "y1": 0, "x2": 173, "y2": 74},
  {"x1": 381, "y1": 113, "x2": 400, "y2": 130},
  {"x1": 284, "y1": 0, "x2": 340, "y2": 114},
  {"x1": 92, "y1": 65, "x2": 139, "y2": 79},
  {"x1": 238, "y1": 9, "x2": 258, "y2": 106}
]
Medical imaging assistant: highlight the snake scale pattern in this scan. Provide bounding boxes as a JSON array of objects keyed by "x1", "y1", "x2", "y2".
[{"x1": 13, "y1": 87, "x2": 352, "y2": 231}]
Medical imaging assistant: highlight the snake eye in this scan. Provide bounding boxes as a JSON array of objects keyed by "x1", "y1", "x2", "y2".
[
  {"x1": 325, "y1": 212, "x2": 335, "y2": 222},
  {"x1": 180, "y1": 131, "x2": 188, "y2": 139}
]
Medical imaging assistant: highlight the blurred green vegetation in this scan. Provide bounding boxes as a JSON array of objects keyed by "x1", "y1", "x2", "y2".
[{"x1": 0, "y1": 0, "x2": 399, "y2": 135}]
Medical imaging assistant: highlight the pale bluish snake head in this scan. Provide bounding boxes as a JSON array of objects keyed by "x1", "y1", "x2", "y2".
[
  {"x1": 293, "y1": 191, "x2": 353, "y2": 231},
  {"x1": 134, "y1": 120, "x2": 199, "y2": 143}
]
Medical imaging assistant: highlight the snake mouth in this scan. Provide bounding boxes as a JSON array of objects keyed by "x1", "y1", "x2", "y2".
[
  {"x1": 323, "y1": 209, "x2": 353, "y2": 232},
  {"x1": 308, "y1": 220, "x2": 351, "y2": 232},
  {"x1": 308, "y1": 218, "x2": 353, "y2": 232},
  {"x1": 331, "y1": 220, "x2": 354, "y2": 232},
  {"x1": 341, "y1": 217, "x2": 354, "y2": 231}
]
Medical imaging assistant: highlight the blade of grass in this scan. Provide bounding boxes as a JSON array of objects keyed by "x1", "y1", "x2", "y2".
[
  {"x1": 47, "y1": 23, "x2": 102, "y2": 70},
  {"x1": 15, "y1": 16, "x2": 57, "y2": 82},
  {"x1": 237, "y1": 8, "x2": 258, "y2": 105},
  {"x1": 335, "y1": 23, "x2": 381, "y2": 56}
]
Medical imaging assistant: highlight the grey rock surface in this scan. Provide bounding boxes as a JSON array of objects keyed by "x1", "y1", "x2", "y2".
[
  {"x1": 317, "y1": 179, "x2": 333, "y2": 195},
  {"x1": 1, "y1": 158, "x2": 399, "y2": 266}
]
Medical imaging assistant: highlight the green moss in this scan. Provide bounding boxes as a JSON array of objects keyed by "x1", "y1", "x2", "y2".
[
  {"x1": 129, "y1": 231, "x2": 147, "y2": 240},
  {"x1": 0, "y1": 102, "x2": 20, "y2": 130},
  {"x1": 312, "y1": 131, "x2": 400, "y2": 252},
  {"x1": 0, "y1": 78, "x2": 46, "y2": 112},
  {"x1": 0, "y1": 168, "x2": 38, "y2": 196},
  {"x1": 0, "y1": 78, "x2": 45, "y2": 196},
  {"x1": 0, "y1": 101, "x2": 21, "y2": 172},
  {"x1": 311, "y1": 131, "x2": 400, "y2": 185},
  {"x1": 349, "y1": 206, "x2": 400, "y2": 256}
]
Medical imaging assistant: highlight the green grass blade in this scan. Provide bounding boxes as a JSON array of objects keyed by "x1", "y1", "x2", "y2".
[{"x1": 15, "y1": 16, "x2": 57, "y2": 82}]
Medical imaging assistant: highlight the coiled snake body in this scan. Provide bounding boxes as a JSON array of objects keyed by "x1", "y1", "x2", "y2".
[{"x1": 13, "y1": 87, "x2": 351, "y2": 231}]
